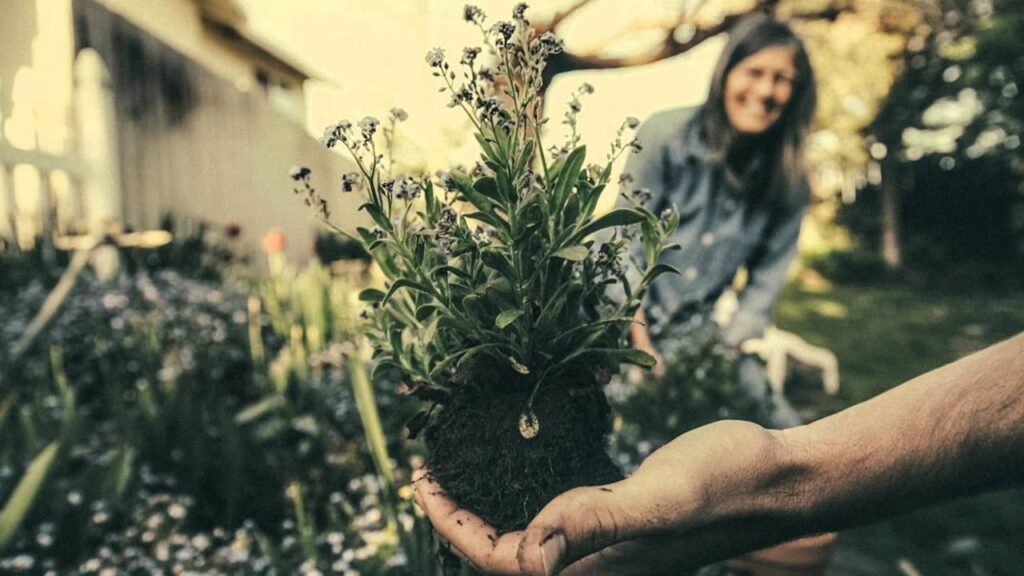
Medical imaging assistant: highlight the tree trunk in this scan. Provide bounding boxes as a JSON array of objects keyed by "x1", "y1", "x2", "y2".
[{"x1": 880, "y1": 162, "x2": 902, "y2": 270}]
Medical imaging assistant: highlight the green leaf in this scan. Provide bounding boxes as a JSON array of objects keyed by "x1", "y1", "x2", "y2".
[
  {"x1": 356, "y1": 226, "x2": 376, "y2": 246},
  {"x1": 415, "y1": 304, "x2": 438, "y2": 322},
  {"x1": 546, "y1": 155, "x2": 566, "y2": 188},
  {"x1": 509, "y1": 356, "x2": 530, "y2": 374},
  {"x1": 473, "y1": 177, "x2": 506, "y2": 206},
  {"x1": 495, "y1": 309, "x2": 524, "y2": 329},
  {"x1": 563, "y1": 348, "x2": 657, "y2": 369},
  {"x1": 516, "y1": 140, "x2": 535, "y2": 174},
  {"x1": 642, "y1": 263, "x2": 681, "y2": 285},
  {"x1": 359, "y1": 202, "x2": 392, "y2": 232},
  {"x1": 553, "y1": 245, "x2": 589, "y2": 261},
  {"x1": 347, "y1": 347, "x2": 395, "y2": 494},
  {"x1": 480, "y1": 249, "x2": 516, "y2": 281},
  {"x1": 493, "y1": 126, "x2": 511, "y2": 158},
  {"x1": 389, "y1": 329, "x2": 404, "y2": 362},
  {"x1": 0, "y1": 395, "x2": 14, "y2": 435},
  {"x1": 607, "y1": 349, "x2": 658, "y2": 367},
  {"x1": 371, "y1": 358, "x2": 402, "y2": 381},
  {"x1": 475, "y1": 134, "x2": 500, "y2": 164},
  {"x1": 382, "y1": 278, "x2": 434, "y2": 305},
  {"x1": 414, "y1": 239, "x2": 426, "y2": 266},
  {"x1": 551, "y1": 318, "x2": 634, "y2": 348},
  {"x1": 464, "y1": 211, "x2": 510, "y2": 234},
  {"x1": 101, "y1": 447, "x2": 135, "y2": 504},
  {"x1": 461, "y1": 294, "x2": 486, "y2": 320},
  {"x1": 235, "y1": 395, "x2": 287, "y2": 424},
  {"x1": 642, "y1": 220, "x2": 658, "y2": 266},
  {"x1": 581, "y1": 184, "x2": 605, "y2": 219},
  {"x1": 424, "y1": 180, "x2": 437, "y2": 222},
  {"x1": 483, "y1": 278, "x2": 516, "y2": 309},
  {"x1": 431, "y1": 265, "x2": 471, "y2": 281},
  {"x1": 0, "y1": 442, "x2": 60, "y2": 552},
  {"x1": 554, "y1": 146, "x2": 587, "y2": 208},
  {"x1": 495, "y1": 170, "x2": 516, "y2": 204},
  {"x1": 568, "y1": 208, "x2": 646, "y2": 245},
  {"x1": 373, "y1": 249, "x2": 401, "y2": 279},
  {"x1": 458, "y1": 183, "x2": 496, "y2": 212},
  {"x1": 359, "y1": 288, "x2": 386, "y2": 302},
  {"x1": 456, "y1": 342, "x2": 507, "y2": 368}
]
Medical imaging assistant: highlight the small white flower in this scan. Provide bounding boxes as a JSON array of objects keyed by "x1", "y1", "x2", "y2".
[{"x1": 426, "y1": 47, "x2": 445, "y2": 67}]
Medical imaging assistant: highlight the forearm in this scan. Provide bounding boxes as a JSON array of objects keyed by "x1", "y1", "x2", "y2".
[
  {"x1": 768, "y1": 333, "x2": 1024, "y2": 532},
  {"x1": 516, "y1": 334, "x2": 1024, "y2": 576},
  {"x1": 630, "y1": 308, "x2": 653, "y2": 350}
]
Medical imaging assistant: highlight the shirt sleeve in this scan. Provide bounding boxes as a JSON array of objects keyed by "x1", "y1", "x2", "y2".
[{"x1": 722, "y1": 189, "x2": 808, "y2": 347}]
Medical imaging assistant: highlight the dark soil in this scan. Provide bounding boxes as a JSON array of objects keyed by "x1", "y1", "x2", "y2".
[{"x1": 424, "y1": 361, "x2": 623, "y2": 532}]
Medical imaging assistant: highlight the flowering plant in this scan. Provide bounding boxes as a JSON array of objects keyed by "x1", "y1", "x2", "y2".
[{"x1": 293, "y1": 3, "x2": 679, "y2": 531}]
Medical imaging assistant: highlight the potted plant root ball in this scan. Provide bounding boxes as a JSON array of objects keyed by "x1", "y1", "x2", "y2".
[{"x1": 292, "y1": 3, "x2": 679, "y2": 539}]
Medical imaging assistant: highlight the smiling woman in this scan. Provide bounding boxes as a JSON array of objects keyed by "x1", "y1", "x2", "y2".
[
  {"x1": 626, "y1": 13, "x2": 818, "y2": 428},
  {"x1": 724, "y1": 45, "x2": 797, "y2": 134},
  {"x1": 621, "y1": 13, "x2": 826, "y2": 574}
]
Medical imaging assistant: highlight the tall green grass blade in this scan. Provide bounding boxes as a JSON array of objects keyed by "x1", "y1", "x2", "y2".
[
  {"x1": 0, "y1": 442, "x2": 60, "y2": 552},
  {"x1": 288, "y1": 482, "x2": 318, "y2": 562},
  {"x1": 0, "y1": 394, "x2": 14, "y2": 436},
  {"x1": 102, "y1": 447, "x2": 135, "y2": 504},
  {"x1": 347, "y1": 340, "x2": 397, "y2": 526}
]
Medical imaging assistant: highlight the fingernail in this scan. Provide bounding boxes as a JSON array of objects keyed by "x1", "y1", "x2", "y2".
[{"x1": 540, "y1": 533, "x2": 566, "y2": 576}]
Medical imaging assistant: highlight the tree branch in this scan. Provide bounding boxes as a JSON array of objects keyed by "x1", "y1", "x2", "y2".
[
  {"x1": 540, "y1": 0, "x2": 856, "y2": 87},
  {"x1": 542, "y1": 0, "x2": 778, "y2": 85},
  {"x1": 543, "y1": 0, "x2": 595, "y2": 32}
]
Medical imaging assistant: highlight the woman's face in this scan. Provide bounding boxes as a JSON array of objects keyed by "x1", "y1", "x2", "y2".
[{"x1": 723, "y1": 45, "x2": 796, "y2": 134}]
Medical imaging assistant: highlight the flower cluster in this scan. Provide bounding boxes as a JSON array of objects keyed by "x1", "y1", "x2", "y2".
[
  {"x1": 293, "y1": 3, "x2": 678, "y2": 401},
  {"x1": 434, "y1": 204, "x2": 459, "y2": 257},
  {"x1": 292, "y1": 165, "x2": 330, "y2": 219},
  {"x1": 556, "y1": 82, "x2": 597, "y2": 158},
  {"x1": 617, "y1": 173, "x2": 653, "y2": 205}
]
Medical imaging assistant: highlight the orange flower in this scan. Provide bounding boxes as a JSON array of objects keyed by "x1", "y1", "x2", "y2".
[{"x1": 262, "y1": 229, "x2": 286, "y2": 254}]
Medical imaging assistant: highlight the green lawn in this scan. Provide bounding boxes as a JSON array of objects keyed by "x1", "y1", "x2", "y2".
[{"x1": 775, "y1": 281, "x2": 1024, "y2": 575}]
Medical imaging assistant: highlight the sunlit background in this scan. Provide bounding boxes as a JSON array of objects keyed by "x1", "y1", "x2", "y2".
[{"x1": 1, "y1": 1, "x2": 1022, "y2": 574}]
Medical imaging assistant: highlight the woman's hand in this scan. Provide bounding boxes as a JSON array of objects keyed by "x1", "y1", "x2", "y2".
[
  {"x1": 630, "y1": 308, "x2": 665, "y2": 378},
  {"x1": 414, "y1": 420, "x2": 789, "y2": 575}
]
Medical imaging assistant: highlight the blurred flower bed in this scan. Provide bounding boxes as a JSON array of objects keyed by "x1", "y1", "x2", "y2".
[
  {"x1": 0, "y1": 240, "x2": 435, "y2": 575},
  {"x1": 609, "y1": 323, "x2": 757, "y2": 472}
]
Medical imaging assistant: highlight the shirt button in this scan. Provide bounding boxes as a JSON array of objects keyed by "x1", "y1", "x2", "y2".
[
  {"x1": 700, "y1": 232, "x2": 714, "y2": 246},
  {"x1": 684, "y1": 266, "x2": 698, "y2": 280}
]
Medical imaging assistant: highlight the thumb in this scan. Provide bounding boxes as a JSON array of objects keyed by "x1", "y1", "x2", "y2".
[{"x1": 516, "y1": 482, "x2": 637, "y2": 575}]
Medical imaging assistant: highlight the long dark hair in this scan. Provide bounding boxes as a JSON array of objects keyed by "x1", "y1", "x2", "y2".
[{"x1": 701, "y1": 13, "x2": 816, "y2": 208}]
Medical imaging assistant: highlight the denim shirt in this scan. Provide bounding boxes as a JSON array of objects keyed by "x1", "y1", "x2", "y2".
[{"x1": 623, "y1": 106, "x2": 807, "y2": 347}]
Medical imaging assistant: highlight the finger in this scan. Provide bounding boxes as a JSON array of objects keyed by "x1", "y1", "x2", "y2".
[
  {"x1": 414, "y1": 471, "x2": 525, "y2": 575},
  {"x1": 558, "y1": 519, "x2": 809, "y2": 575},
  {"x1": 517, "y1": 482, "x2": 637, "y2": 575},
  {"x1": 558, "y1": 536, "x2": 685, "y2": 576}
]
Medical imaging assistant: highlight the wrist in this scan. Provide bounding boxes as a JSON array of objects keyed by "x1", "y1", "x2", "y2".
[
  {"x1": 762, "y1": 427, "x2": 820, "y2": 525},
  {"x1": 690, "y1": 423, "x2": 808, "y2": 523}
]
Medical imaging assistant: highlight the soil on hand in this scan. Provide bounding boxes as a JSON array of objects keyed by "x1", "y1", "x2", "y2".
[{"x1": 424, "y1": 361, "x2": 623, "y2": 532}]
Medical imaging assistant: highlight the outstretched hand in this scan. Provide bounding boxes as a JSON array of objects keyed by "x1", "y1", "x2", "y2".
[
  {"x1": 414, "y1": 333, "x2": 1024, "y2": 574},
  {"x1": 414, "y1": 420, "x2": 787, "y2": 575}
]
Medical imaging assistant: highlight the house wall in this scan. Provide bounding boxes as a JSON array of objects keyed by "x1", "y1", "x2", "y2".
[
  {"x1": 88, "y1": 0, "x2": 304, "y2": 121},
  {"x1": 90, "y1": 0, "x2": 252, "y2": 90},
  {"x1": 74, "y1": 0, "x2": 366, "y2": 269}
]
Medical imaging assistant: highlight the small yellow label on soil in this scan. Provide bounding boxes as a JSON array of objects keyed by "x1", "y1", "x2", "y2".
[{"x1": 518, "y1": 411, "x2": 540, "y2": 439}]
